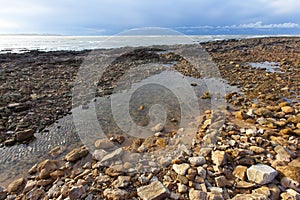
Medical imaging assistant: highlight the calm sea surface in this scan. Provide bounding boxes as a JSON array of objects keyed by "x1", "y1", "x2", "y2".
[{"x1": 0, "y1": 35, "x2": 288, "y2": 53}]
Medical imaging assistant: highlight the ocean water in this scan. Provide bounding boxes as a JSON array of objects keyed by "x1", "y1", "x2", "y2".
[{"x1": 0, "y1": 35, "x2": 283, "y2": 53}]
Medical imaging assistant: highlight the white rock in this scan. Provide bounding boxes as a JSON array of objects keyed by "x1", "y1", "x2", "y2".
[
  {"x1": 172, "y1": 163, "x2": 190, "y2": 175},
  {"x1": 151, "y1": 123, "x2": 164, "y2": 133},
  {"x1": 177, "y1": 183, "x2": 188, "y2": 193},
  {"x1": 247, "y1": 164, "x2": 278, "y2": 185}
]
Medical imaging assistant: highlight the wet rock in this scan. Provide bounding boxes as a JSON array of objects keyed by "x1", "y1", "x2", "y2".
[
  {"x1": 37, "y1": 159, "x2": 58, "y2": 179},
  {"x1": 137, "y1": 181, "x2": 169, "y2": 200},
  {"x1": 7, "y1": 177, "x2": 26, "y2": 194},
  {"x1": 65, "y1": 146, "x2": 89, "y2": 162},
  {"x1": 211, "y1": 150, "x2": 227, "y2": 166},
  {"x1": 15, "y1": 129, "x2": 34, "y2": 142},
  {"x1": 172, "y1": 163, "x2": 190, "y2": 175},
  {"x1": 247, "y1": 164, "x2": 278, "y2": 184}
]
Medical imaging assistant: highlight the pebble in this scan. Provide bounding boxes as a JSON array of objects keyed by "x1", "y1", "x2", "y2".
[
  {"x1": 188, "y1": 156, "x2": 206, "y2": 166},
  {"x1": 172, "y1": 163, "x2": 190, "y2": 175}
]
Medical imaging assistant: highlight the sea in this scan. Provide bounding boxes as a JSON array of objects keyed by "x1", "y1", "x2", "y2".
[{"x1": 0, "y1": 35, "x2": 293, "y2": 53}]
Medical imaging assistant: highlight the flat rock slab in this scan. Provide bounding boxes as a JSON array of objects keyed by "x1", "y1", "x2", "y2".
[{"x1": 137, "y1": 181, "x2": 169, "y2": 200}]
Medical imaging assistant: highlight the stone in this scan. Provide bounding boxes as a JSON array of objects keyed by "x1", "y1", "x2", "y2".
[
  {"x1": 268, "y1": 184, "x2": 280, "y2": 200},
  {"x1": 137, "y1": 181, "x2": 169, "y2": 200},
  {"x1": 189, "y1": 189, "x2": 206, "y2": 200},
  {"x1": 7, "y1": 178, "x2": 26, "y2": 194},
  {"x1": 0, "y1": 187, "x2": 7, "y2": 200},
  {"x1": 277, "y1": 165, "x2": 300, "y2": 183},
  {"x1": 281, "y1": 189, "x2": 300, "y2": 200},
  {"x1": 69, "y1": 186, "x2": 86, "y2": 200},
  {"x1": 103, "y1": 188, "x2": 129, "y2": 200},
  {"x1": 113, "y1": 176, "x2": 131, "y2": 188},
  {"x1": 252, "y1": 186, "x2": 270, "y2": 198},
  {"x1": 172, "y1": 163, "x2": 190, "y2": 175},
  {"x1": 37, "y1": 159, "x2": 58, "y2": 179},
  {"x1": 215, "y1": 176, "x2": 231, "y2": 187},
  {"x1": 249, "y1": 146, "x2": 265, "y2": 154},
  {"x1": 281, "y1": 106, "x2": 294, "y2": 114},
  {"x1": 101, "y1": 148, "x2": 124, "y2": 163},
  {"x1": 15, "y1": 129, "x2": 34, "y2": 142},
  {"x1": 65, "y1": 146, "x2": 89, "y2": 162},
  {"x1": 23, "y1": 180, "x2": 36, "y2": 193},
  {"x1": 211, "y1": 150, "x2": 227, "y2": 166},
  {"x1": 232, "y1": 193, "x2": 268, "y2": 200},
  {"x1": 176, "y1": 175, "x2": 188, "y2": 184},
  {"x1": 188, "y1": 156, "x2": 206, "y2": 166},
  {"x1": 274, "y1": 145, "x2": 292, "y2": 162},
  {"x1": 177, "y1": 183, "x2": 188, "y2": 193},
  {"x1": 197, "y1": 167, "x2": 206, "y2": 179},
  {"x1": 247, "y1": 164, "x2": 278, "y2": 185},
  {"x1": 254, "y1": 108, "x2": 273, "y2": 117},
  {"x1": 233, "y1": 165, "x2": 248, "y2": 180},
  {"x1": 236, "y1": 181, "x2": 255, "y2": 189},
  {"x1": 92, "y1": 149, "x2": 108, "y2": 161},
  {"x1": 151, "y1": 123, "x2": 164, "y2": 133},
  {"x1": 94, "y1": 139, "x2": 115, "y2": 149}
]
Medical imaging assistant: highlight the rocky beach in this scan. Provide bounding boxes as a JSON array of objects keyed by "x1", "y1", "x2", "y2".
[{"x1": 0, "y1": 37, "x2": 300, "y2": 200}]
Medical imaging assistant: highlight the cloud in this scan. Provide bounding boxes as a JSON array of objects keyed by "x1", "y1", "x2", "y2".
[
  {"x1": 0, "y1": 0, "x2": 300, "y2": 34},
  {"x1": 225, "y1": 21, "x2": 300, "y2": 29}
]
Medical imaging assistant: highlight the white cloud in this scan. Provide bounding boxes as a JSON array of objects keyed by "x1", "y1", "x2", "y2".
[{"x1": 226, "y1": 21, "x2": 300, "y2": 29}]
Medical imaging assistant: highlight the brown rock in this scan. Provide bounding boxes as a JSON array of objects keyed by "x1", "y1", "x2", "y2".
[
  {"x1": 37, "y1": 159, "x2": 58, "y2": 179},
  {"x1": 233, "y1": 165, "x2": 248, "y2": 180},
  {"x1": 15, "y1": 129, "x2": 34, "y2": 142},
  {"x1": 254, "y1": 108, "x2": 273, "y2": 117},
  {"x1": 7, "y1": 177, "x2": 26, "y2": 194},
  {"x1": 281, "y1": 106, "x2": 294, "y2": 114},
  {"x1": 277, "y1": 165, "x2": 300, "y2": 182},
  {"x1": 211, "y1": 150, "x2": 227, "y2": 167},
  {"x1": 103, "y1": 188, "x2": 129, "y2": 200},
  {"x1": 65, "y1": 146, "x2": 89, "y2": 162},
  {"x1": 236, "y1": 181, "x2": 255, "y2": 189}
]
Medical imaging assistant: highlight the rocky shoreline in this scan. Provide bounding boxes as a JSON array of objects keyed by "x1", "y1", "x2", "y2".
[{"x1": 0, "y1": 37, "x2": 300, "y2": 199}]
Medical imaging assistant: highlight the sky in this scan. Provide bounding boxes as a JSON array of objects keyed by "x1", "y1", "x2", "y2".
[{"x1": 1, "y1": 0, "x2": 300, "y2": 35}]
